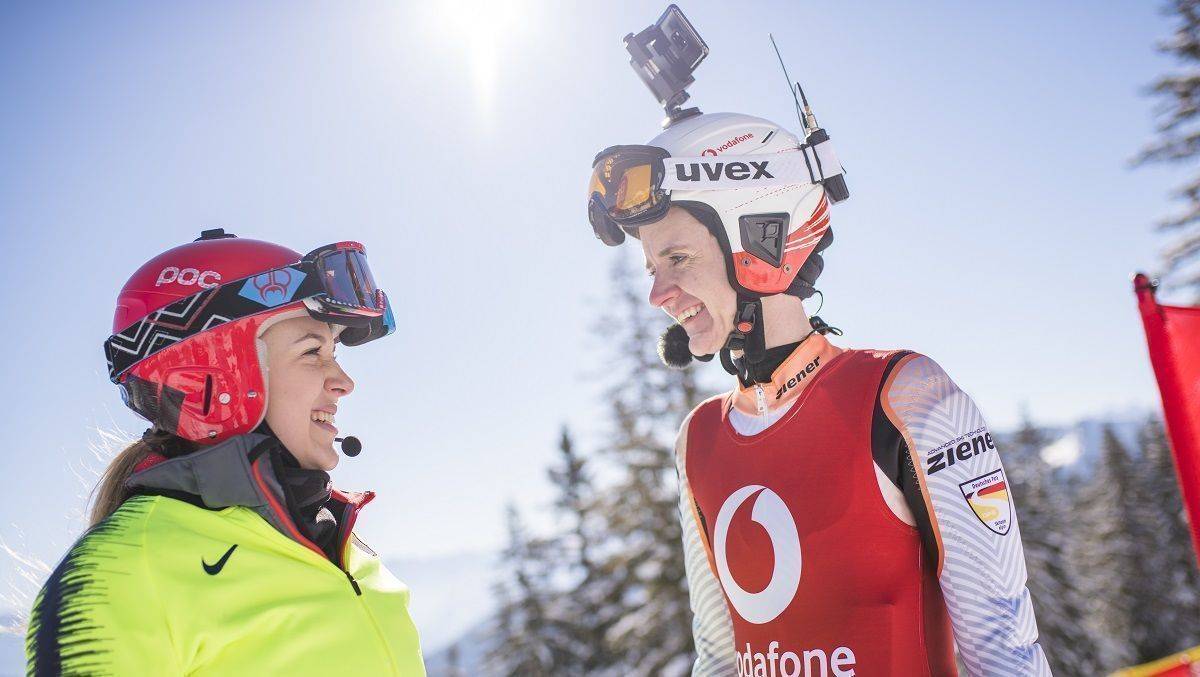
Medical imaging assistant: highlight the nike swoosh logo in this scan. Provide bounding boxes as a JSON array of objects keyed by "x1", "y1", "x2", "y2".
[{"x1": 202, "y1": 544, "x2": 238, "y2": 575}]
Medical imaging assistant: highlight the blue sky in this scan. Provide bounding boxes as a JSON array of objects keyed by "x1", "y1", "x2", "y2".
[{"x1": 0, "y1": 0, "x2": 1184, "y2": 574}]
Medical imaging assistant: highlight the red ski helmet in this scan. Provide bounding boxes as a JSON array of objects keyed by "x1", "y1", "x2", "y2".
[{"x1": 105, "y1": 229, "x2": 395, "y2": 444}]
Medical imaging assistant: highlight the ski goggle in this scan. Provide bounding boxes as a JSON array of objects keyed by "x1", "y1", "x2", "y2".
[
  {"x1": 588, "y1": 142, "x2": 846, "y2": 246},
  {"x1": 588, "y1": 145, "x2": 672, "y2": 246},
  {"x1": 105, "y1": 241, "x2": 396, "y2": 382},
  {"x1": 299, "y1": 242, "x2": 388, "y2": 318}
]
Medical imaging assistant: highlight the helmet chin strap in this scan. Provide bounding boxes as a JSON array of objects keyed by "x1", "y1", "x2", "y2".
[
  {"x1": 717, "y1": 295, "x2": 768, "y2": 383},
  {"x1": 660, "y1": 294, "x2": 840, "y2": 387}
]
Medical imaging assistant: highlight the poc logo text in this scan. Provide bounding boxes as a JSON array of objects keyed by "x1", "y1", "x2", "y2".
[{"x1": 156, "y1": 267, "x2": 221, "y2": 289}]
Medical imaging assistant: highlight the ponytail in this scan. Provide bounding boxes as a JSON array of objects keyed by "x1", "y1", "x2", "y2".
[
  {"x1": 89, "y1": 430, "x2": 195, "y2": 527},
  {"x1": 89, "y1": 440, "x2": 151, "y2": 527}
]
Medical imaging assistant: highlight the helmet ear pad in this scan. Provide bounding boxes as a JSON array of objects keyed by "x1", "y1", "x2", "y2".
[
  {"x1": 672, "y1": 201, "x2": 743, "y2": 296},
  {"x1": 674, "y1": 192, "x2": 832, "y2": 299},
  {"x1": 786, "y1": 228, "x2": 833, "y2": 300},
  {"x1": 121, "y1": 308, "x2": 290, "y2": 444}
]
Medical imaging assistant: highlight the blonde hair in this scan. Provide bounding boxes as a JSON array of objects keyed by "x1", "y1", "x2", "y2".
[{"x1": 89, "y1": 431, "x2": 194, "y2": 527}]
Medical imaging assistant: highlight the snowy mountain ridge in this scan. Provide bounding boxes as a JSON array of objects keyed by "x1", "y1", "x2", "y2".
[{"x1": 1033, "y1": 414, "x2": 1150, "y2": 475}]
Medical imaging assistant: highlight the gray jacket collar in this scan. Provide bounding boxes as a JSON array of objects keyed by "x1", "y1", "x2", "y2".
[{"x1": 126, "y1": 433, "x2": 317, "y2": 551}]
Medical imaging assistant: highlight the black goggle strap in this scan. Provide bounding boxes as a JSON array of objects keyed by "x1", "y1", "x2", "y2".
[{"x1": 589, "y1": 195, "x2": 626, "y2": 246}]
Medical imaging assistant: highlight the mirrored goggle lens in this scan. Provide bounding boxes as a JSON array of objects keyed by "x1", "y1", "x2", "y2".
[
  {"x1": 337, "y1": 290, "x2": 395, "y2": 346},
  {"x1": 316, "y1": 250, "x2": 381, "y2": 310},
  {"x1": 589, "y1": 160, "x2": 661, "y2": 221}
]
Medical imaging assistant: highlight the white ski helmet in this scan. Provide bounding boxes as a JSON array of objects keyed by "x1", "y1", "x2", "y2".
[
  {"x1": 589, "y1": 4, "x2": 848, "y2": 374},
  {"x1": 588, "y1": 110, "x2": 843, "y2": 301}
]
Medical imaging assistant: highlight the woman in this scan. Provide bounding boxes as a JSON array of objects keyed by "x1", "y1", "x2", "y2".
[
  {"x1": 25, "y1": 229, "x2": 425, "y2": 675},
  {"x1": 587, "y1": 106, "x2": 1051, "y2": 673}
]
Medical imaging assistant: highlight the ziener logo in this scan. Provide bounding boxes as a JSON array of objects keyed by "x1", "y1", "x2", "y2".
[
  {"x1": 714, "y1": 485, "x2": 802, "y2": 624},
  {"x1": 926, "y1": 428, "x2": 995, "y2": 475},
  {"x1": 775, "y1": 355, "x2": 821, "y2": 400}
]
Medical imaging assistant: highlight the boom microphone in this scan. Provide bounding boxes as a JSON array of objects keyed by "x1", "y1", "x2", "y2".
[{"x1": 335, "y1": 436, "x2": 362, "y2": 457}]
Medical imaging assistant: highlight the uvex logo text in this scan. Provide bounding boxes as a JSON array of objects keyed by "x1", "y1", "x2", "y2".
[
  {"x1": 927, "y1": 428, "x2": 995, "y2": 475},
  {"x1": 157, "y1": 267, "x2": 221, "y2": 289},
  {"x1": 675, "y1": 161, "x2": 774, "y2": 182}
]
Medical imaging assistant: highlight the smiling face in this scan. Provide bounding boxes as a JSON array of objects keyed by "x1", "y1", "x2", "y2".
[
  {"x1": 641, "y1": 206, "x2": 738, "y2": 356},
  {"x1": 260, "y1": 314, "x2": 354, "y2": 471}
]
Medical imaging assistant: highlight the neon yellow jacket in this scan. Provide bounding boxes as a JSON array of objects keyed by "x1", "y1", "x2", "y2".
[{"x1": 26, "y1": 435, "x2": 425, "y2": 675}]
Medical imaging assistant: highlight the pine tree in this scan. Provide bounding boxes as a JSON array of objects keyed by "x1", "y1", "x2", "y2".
[
  {"x1": 1003, "y1": 417, "x2": 1104, "y2": 677},
  {"x1": 1135, "y1": 0, "x2": 1200, "y2": 297},
  {"x1": 485, "y1": 257, "x2": 712, "y2": 675},
  {"x1": 1134, "y1": 416, "x2": 1200, "y2": 655},
  {"x1": 585, "y1": 256, "x2": 706, "y2": 676},
  {"x1": 485, "y1": 504, "x2": 573, "y2": 676},
  {"x1": 1075, "y1": 427, "x2": 1147, "y2": 667},
  {"x1": 441, "y1": 644, "x2": 464, "y2": 677},
  {"x1": 545, "y1": 426, "x2": 612, "y2": 673}
]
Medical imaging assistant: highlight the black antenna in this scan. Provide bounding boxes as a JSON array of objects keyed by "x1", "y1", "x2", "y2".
[
  {"x1": 769, "y1": 34, "x2": 806, "y2": 133},
  {"x1": 795, "y1": 81, "x2": 818, "y2": 132}
]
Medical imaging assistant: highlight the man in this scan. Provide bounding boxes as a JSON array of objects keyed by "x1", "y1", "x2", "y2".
[{"x1": 588, "y1": 103, "x2": 1050, "y2": 675}]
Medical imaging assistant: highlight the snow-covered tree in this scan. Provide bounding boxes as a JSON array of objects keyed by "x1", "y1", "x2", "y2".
[
  {"x1": 485, "y1": 504, "x2": 573, "y2": 676},
  {"x1": 1133, "y1": 416, "x2": 1200, "y2": 655},
  {"x1": 584, "y1": 257, "x2": 704, "y2": 676},
  {"x1": 544, "y1": 426, "x2": 614, "y2": 673},
  {"x1": 1071, "y1": 428, "x2": 1143, "y2": 669},
  {"x1": 485, "y1": 258, "x2": 708, "y2": 675},
  {"x1": 1003, "y1": 417, "x2": 1104, "y2": 677},
  {"x1": 439, "y1": 644, "x2": 465, "y2": 677},
  {"x1": 1135, "y1": 0, "x2": 1200, "y2": 297}
]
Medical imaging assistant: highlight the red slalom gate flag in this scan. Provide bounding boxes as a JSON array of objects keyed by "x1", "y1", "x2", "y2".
[{"x1": 1134, "y1": 273, "x2": 1200, "y2": 565}]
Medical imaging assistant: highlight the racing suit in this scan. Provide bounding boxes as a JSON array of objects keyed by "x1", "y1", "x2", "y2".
[{"x1": 679, "y1": 334, "x2": 1050, "y2": 676}]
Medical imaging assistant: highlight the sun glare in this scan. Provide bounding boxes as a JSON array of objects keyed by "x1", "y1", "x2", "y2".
[{"x1": 419, "y1": 0, "x2": 537, "y2": 117}]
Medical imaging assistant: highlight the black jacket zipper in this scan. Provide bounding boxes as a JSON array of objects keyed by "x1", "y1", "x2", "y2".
[{"x1": 344, "y1": 570, "x2": 362, "y2": 596}]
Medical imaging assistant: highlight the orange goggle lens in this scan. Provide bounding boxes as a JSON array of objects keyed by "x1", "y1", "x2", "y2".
[
  {"x1": 589, "y1": 161, "x2": 659, "y2": 219},
  {"x1": 615, "y1": 164, "x2": 653, "y2": 213}
]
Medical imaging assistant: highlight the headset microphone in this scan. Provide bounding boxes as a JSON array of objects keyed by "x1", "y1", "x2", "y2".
[
  {"x1": 334, "y1": 436, "x2": 362, "y2": 457},
  {"x1": 658, "y1": 323, "x2": 694, "y2": 368}
]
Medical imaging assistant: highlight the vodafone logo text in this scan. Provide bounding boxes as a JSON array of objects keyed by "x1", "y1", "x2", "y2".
[
  {"x1": 737, "y1": 642, "x2": 857, "y2": 677},
  {"x1": 702, "y1": 132, "x2": 754, "y2": 156},
  {"x1": 714, "y1": 485, "x2": 801, "y2": 624},
  {"x1": 156, "y1": 266, "x2": 221, "y2": 289}
]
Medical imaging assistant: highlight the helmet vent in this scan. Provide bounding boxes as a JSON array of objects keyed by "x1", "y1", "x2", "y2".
[
  {"x1": 738, "y1": 213, "x2": 789, "y2": 268},
  {"x1": 202, "y1": 374, "x2": 214, "y2": 416}
]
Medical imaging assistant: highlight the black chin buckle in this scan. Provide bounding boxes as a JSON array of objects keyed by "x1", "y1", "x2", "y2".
[
  {"x1": 718, "y1": 299, "x2": 763, "y2": 378},
  {"x1": 724, "y1": 301, "x2": 758, "y2": 353}
]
